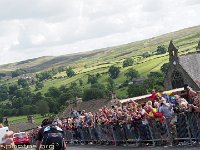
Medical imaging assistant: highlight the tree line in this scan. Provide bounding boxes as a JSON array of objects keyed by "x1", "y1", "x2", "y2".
[{"x1": 0, "y1": 45, "x2": 170, "y2": 121}]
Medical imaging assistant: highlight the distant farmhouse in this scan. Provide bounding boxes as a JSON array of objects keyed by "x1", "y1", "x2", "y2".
[{"x1": 164, "y1": 41, "x2": 200, "y2": 91}]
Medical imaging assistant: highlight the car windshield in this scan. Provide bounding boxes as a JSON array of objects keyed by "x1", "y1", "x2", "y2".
[
  {"x1": 14, "y1": 134, "x2": 20, "y2": 137},
  {"x1": 14, "y1": 132, "x2": 26, "y2": 137},
  {"x1": 20, "y1": 133, "x2": 26, "y2": 136}
]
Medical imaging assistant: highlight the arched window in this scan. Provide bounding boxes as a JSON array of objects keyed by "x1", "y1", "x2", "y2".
[{"x1": 171, "y1": 70, "x2": 184, "y2": 89}]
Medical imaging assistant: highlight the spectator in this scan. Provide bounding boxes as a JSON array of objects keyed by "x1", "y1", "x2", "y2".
[
  {"x1": 158, "y1": 97, "x2": 173, "y2": 118},
  {"x1": 148, "y1": 89, "x2": 158, "y2": 103},
  {"x1": 157, "y1": 89, "x2": 171, "y2": 103},
  {"x1": 0, "y1": 124, "x2": 15, "y2": 150}
]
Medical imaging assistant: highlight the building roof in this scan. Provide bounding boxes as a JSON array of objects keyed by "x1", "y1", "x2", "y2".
[
  {"x1": 179, "y1": 53, "x2": 200, "y2": 87},
  {"x1": 61, "y1": 99, "x2": 111, "y2": 118},
  {"x1": 9, "y1": 122, "x2": 38, "y2": 133},
  {"x1": 119, "y1": 88, "x2": 184, "y2": 104}
]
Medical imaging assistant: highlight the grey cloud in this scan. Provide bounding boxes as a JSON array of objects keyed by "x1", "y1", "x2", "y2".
[
  {"x1": 0, "y1": 0, "x2": 200, "y2": 65},
  {"x1": 0, "y1": 0, "x2": 80, "y2": 21}
]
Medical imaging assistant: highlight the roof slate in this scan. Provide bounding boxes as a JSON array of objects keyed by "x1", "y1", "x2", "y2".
[
  {"x1": 179, "y1": 53, "x2": 200, "y2": 87},
  {"x1": 9, "y1": 122, "x2": 38, "y2": 133}
]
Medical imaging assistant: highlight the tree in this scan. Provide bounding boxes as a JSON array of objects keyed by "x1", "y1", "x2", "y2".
[
  {"x1": 143, "y1": 72, "x2": 164, "y2": 91},
  {"x1": 96, "y1": 73, "x2": 101, "y2": 78},
  {"x1": 79, "y1": 79, "x2": 83, "y2": 86},
  {"x1": 35, "y1": 82, "x2": 44, "y2": 91},
  {"x1": 45, "y1": 87, "x2": 61, "y2": 98},
  {"x1": 127, "y1": 83, "x2": 146, "y2": 97},
  {"x1": 157, "y1": 45, "x2": 167, "y2": 54},
  {"x1": 69, "y1": 83, "x2": 83, "y2": 98},
  {"x1": 147, "y1": 72, "x2": 163, "y2": 79},
  {"x1": 59, "y1": 93, "x2": 73, "y2": 104},
  {"x1": 70, "y1": 82, "x2": 77, "y2": 87},
  {"x1": 44, "y1": 97, "x2": 59, "y2": 113},
  {"x1": 11, "y1": 69, "x2": 26, "y2": 78},
  {"x1": 88, "y1": 74, "x2": 98, "y2": 84},
  {"x1": 108, "y1": 65, "x2": 120, "y2": 79},
  {"x1": 83, "y1": 88, "x2": 105, "y2": 101},
  {"x1": 11, "y1": 97, "x2": 24, "y2": 109},
  {"x1": 123, "y1": 58, "x2": 134, "y2": 68},
  {"x1": 125, "y1": 69, "x2": 140, "y2": 80},
  {"x1": 91, "y1": 83, "x2": 106, "y2": 91},
  {"x1": 66, "y1": 67, "x2": 75, "y2": 77},
  {"x1": 36, "y1": 70, "x2": 54, "y2": 82},
  {"x1": 107, "y1": 77, "x2": 115, "y2": 92},
  {"x1": 0, "y1": 85, "x2": 9, "y2": 101},
  {"x1": 142, "y1": 51, "x2": 151, "y2": 58},
  {"x1": 161, "y1": 63, "x2": 169, "y2": 76},
  {"x1": 22, "y1": 105, "x2": 32, "y2": 115},
  {"x1": 8, "y1": 84, "x2": 18, "y2": 95},
  {"x1": 0, "y1": 73, "x2": 6, "y2": 80},
  {"x1": 37, "y1": 100, "x2": 49, "y2": 116},
  {"x1": 32, "y1": 92, "x2": 44, "y2": 104},
  {"x1": 58, "y1": 66, "x2": 65, "y2": 73},
  {"x1": 18, "y1": 78, "x2": 29, "y2": 88},
  {"x1": 196, "y1": 40, "x2": 200, "y2": 50}
]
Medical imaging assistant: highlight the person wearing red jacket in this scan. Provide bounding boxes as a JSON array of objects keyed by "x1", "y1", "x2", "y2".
[{"x1": 148, "y1": 89, "x2": 158, "y2": 104}]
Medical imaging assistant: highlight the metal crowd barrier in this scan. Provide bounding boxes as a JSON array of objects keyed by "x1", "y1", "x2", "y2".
[
  {"x1": 63, "y1": 112, "x2": 200, "y2": 147},
  {"x1": 28, "y1": 112, "x2": 200, "y2": 147}
]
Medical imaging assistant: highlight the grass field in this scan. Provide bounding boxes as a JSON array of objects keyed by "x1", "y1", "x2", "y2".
[{"x1": 7, "y1": 114, "x2": 48, "y2": 125}]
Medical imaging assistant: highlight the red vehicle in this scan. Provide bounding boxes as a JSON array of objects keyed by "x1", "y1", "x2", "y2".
[{"x1": 13, "y1": 132, "x2": 30, "y2": 145}]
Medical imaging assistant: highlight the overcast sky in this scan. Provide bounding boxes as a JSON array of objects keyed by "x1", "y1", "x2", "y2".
[{"x1": 0, "y1": 0, "x2": 200, "y2": 65}]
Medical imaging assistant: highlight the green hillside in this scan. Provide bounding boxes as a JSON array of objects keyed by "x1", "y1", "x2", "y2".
[
  {"x1": 0, "y1": 25, "x2": 200, "y2": 122},
  {"x1": 1, "y1": 25, "x2": 200, "y2": 98}
]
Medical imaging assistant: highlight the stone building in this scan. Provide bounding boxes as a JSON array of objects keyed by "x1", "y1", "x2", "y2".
[
  {"x1": 5, "y1": 115, "x2": 38, "y2": 133},
  {"x1": 164, "y1": 40, "x2": 200, "y2": 91}
]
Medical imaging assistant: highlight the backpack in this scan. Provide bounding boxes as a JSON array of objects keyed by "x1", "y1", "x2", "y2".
[{"x1": 41, "y1": 125, "x2": 65, "y2": 150}]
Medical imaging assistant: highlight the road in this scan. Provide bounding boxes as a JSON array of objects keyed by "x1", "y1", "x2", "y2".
[{"x1": 16, "y1": 145, "x2": 200, "y2": 150}]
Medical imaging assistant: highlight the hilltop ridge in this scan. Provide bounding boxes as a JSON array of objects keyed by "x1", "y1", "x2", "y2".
[{"x1": 0, "y1": 25, "x2": 200, "y2": 74}]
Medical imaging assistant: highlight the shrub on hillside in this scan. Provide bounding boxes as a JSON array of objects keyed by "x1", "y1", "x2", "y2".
[
  {"x1": 157, "y1": 45, "x2": 167, "y2": 54},
  {"x1": 66, "y1": 67, "x2": 75, "y2": 77},
  {"x1": 83, "y1": 88, "x2": 105, "y2": 101},
  {"x1": 11, "y1": 69, "x2": 27, "y2": 78},
  {"x1": 125, "y1": 68, "x2": 140, "y2": 81},
  {"x1": 108, "y1": 65, "x2": 120, "y2": 79},
  {"x1": 142, "y1": 51, "x2": 151, "y2": 58},
  {"x1": 123, "y1": 58, "x2": 134, "y2": 68}
]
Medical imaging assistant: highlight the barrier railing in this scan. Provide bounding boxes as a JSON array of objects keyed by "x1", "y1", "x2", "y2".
[{"x1": 62, "y1": 112, "x2": 200, "y2": 147}]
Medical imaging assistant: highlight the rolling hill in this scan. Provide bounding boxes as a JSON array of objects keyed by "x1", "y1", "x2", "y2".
[{"x1": 0, "y1": 25, "x2": 200, "y2": 99}]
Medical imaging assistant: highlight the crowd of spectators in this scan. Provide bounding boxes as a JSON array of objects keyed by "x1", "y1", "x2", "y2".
[{"x1": 29, "y1": 86, "x2": 200, "y2": 145}]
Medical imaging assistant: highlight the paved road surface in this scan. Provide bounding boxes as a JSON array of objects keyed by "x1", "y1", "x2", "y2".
[{"x1": 16, "y1": 145, "x2": 200, "y2": 150}]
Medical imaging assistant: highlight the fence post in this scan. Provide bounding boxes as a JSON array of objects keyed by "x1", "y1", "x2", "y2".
[
  {"x1": 184, "y1": 113, "x2": 193, "y2": 145},
  {"x1": 147, "y1": 121, "x2": 155, "y2": 146}
]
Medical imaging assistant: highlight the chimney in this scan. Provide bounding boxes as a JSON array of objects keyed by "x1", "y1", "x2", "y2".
[
  {"x1": 112, "y1": 92, "x2": 117, "y2": 100},
  {"x1": 3, "y1": 117, "x2": 9, "y2": 126},
  {"x1": 27, "y1": 115, "x2": 35, "y2": 124}
]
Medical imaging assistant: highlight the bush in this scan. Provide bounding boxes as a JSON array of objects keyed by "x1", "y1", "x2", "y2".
[
  {"x1": 157, "y1": 45, "x2": 167, "y2": 54},
  {"x1": 66, "y1": 67, "x2": 75, "y2": 77},
  {"x1": 125, "y1": 69, "x2": 140, "y2": 80},
  {"x1": 127, "y1": 83, "x2": 146, "y2": 97},
  {"x1": 142, "y1": 51, "x2": 151, "y2": 58},
  {"x1": 123, "y1": 58, "x2": 134, "y2": 68},
  {"x1": 108, "y1": 65, "x2": 120, "y2": 79},
  {"x1": 83, "y1": 88, "x2": 105, "y2": 101}
]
